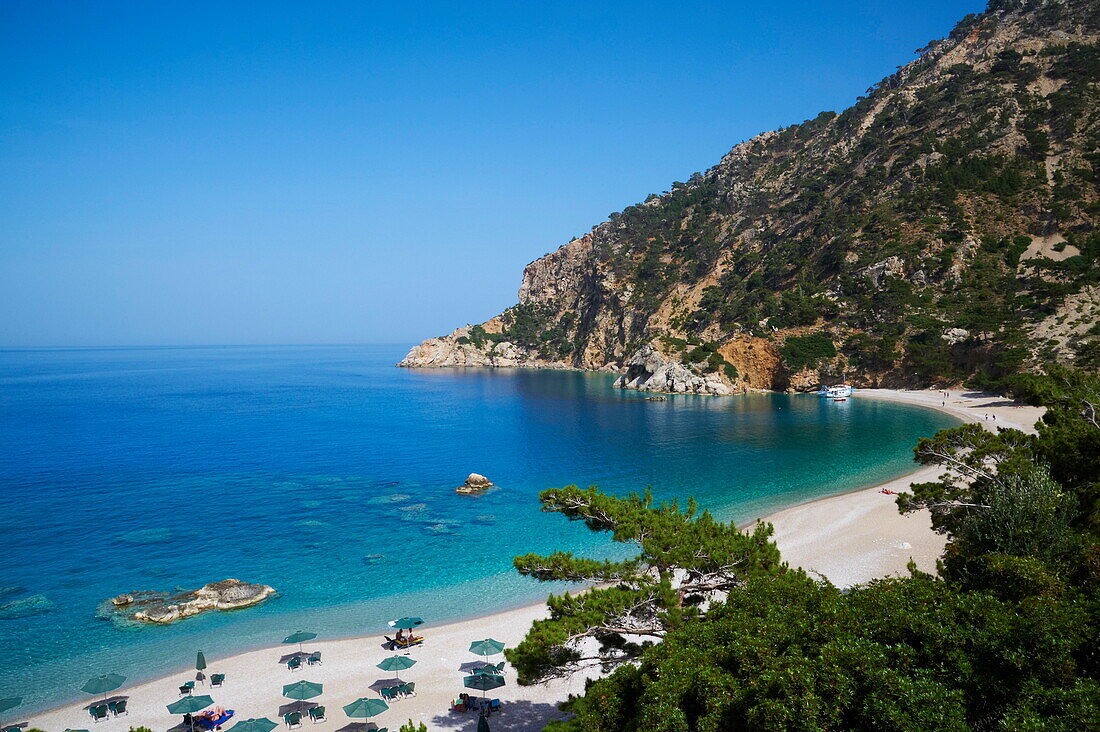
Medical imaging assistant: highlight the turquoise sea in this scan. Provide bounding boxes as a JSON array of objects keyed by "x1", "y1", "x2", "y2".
[{"x1": 0, "y1": 344, "x2": 956, "y2": 712}]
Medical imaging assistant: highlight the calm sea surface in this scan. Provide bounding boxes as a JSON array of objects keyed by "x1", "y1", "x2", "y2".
[{"x1": 0, "y1": 344, "x2": 956, "y2": 711}]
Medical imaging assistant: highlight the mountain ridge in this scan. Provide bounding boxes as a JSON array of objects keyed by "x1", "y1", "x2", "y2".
[{"x1": 401, "y1": 0, "x2": 1100, "y2": 393}]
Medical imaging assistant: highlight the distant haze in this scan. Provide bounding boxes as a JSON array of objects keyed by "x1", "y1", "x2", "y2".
[{"x1": 0, "y1": 0, "x2": 983, "y2": 347}]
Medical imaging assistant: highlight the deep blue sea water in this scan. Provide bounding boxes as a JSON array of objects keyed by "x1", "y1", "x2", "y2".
[{"x1": 0, "y1": 344, "x2": 956, "y2": 712}]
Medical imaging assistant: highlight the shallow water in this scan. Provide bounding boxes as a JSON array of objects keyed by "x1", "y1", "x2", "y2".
[{"x1": 0, "y1": 344, "x2": 955, "y2": 711}]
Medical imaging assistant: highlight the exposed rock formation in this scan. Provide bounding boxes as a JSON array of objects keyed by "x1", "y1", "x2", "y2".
[
  {"x1": 105, "y1": 579, "x2": 276, "y2": 625},
  {"x1": 615, "y1": 345, "x2": 734, "y2": 395},
  {"x1": 400, "y1": 0, "x2": 1100, "y2": 390},
  {"x1": 456, "y1": 473, "x2": 495, "y2": 495}
]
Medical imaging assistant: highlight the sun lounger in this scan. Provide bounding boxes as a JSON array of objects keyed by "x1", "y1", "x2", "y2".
[
  {"x1": 108, "y1": 699, "x2": 128, "y2": 716},
  {"x1": 284, "y1": 712, "x2": 302, "y2": 729},
  {"x1": 403, "y1": 682, "x2": 415, "y2": 697},
  {"x1": 210, "y1": 673, "x2": 225, "y2": 687},
  {"x1": 451, "y1": 699, "x2": 467, "y2": 712},
  {"x1": 196, "y1": 710, "x2": 234, "y2": 731},
  {"x1": 307, "y1": 651, "x2": 321, "y2": 665},
  {"x1": 90, "y1": 705, "x2": 109, "y2": 722},
  {"x1": 308, "y1": 706, "x2": 325, "y2": 723},
  {"x1": 287, "y1": 656, "x2": 302, "y2": 671},
  {"x1": 488, "y1": 699, "x2": 501, "y2": 713},
  {"x1": 180, "y1": 681, "x2": 196, "y2": 695}
]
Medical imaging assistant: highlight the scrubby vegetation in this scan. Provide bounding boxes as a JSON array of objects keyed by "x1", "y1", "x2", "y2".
[{"x1": 446, "y1": 0, "x2": 1099, "y2": 387}]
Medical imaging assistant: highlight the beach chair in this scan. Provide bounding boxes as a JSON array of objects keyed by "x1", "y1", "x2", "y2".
[
  {"x1": 109, "y1": 699, "x2": 128, "y2": 716},
  {"x1": 180, "y1": 681, "x2": 195, "y2": 695},
  {"x1": 403, "y1": 682, "x2": 416, "y2": 697},
  {"x1": 380, "y1": 687, "x2": 399, "y2": 702},
  {"x1": 210, "y1": 673, "x2": 225, "y2": 687},
  {"x1": 307, "y1": 706, "x2": 325, "y2": 723},
  {"x1": 451, "y1": 699, "x2": 467, "y2": 712},
  {"x1": 307, "y1": 651, "x2": 321, "y2": 665},
  {"x1": 90, "y1": 705, "x2": 109, "y2": 722},
  {"x1": 287, "y1": 656, "x2": 302, "y2": 671},
  {"x1": 283, "y1": 712, "x2": 302, "y2": 729},
  {"x1": 382, "y1": 635, "x2": 396, "y2": 650},
  {"x1": 488, "y1": 699, "x2": 502, "y2": 713}
]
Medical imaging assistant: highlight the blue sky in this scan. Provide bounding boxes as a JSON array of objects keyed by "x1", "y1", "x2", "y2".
[{"x1": 0, "y1": 1, "x2": 984, "y2": 347}]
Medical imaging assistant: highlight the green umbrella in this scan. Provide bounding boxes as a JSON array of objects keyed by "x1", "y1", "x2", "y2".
[
  {"x1": 80, "y1": 673, "x2": 126, "y2": 703},
  {"x1": 468, "y1": 638, "x2": 506, "y2": 661},
  {"x1": 283, "y1": 630, "x2": 318, "y2": 652},
  {"x1": 282, "y1": 681, "x2": 323, "y2": 700},
  {"x1": 477, "y1": 714, "x2": 491, "y2": 732},
  {"x1": 463, "y1": 672, "x2": 505, "y2": 711},
  {"x1": 0, "y1": 698, "x2": 21, "y2": 715},
  {"x1": 167, "y1": 695, "x2": 214, "y2": 715},
  {"x1": 389, "y1": 617, "x2": 422, "y2": 630},
  {"x1": 342, "y1": 697, "x2": 388, "y2": 719},
  {"x1": 463, "y1": 674, "x2": 505, "y2": 692},
  {"x1": 375, "y1": 655, "x2": 416, "y2": 682},
  {"x1": 227, "y1": 719, "x2": 279, "y2": 732},
  {"x1": 167, "y1": 695, "x2": 214, "y2": 732},
  {"x1": 196, "y1": 651, "x2": 207, "y2": 672}
]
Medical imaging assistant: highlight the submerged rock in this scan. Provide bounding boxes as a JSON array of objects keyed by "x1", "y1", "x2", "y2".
[
  {"x1": 104, "y1": 579, "x2": 276, "y2": 625},
  {"x1": 0, "y1": 593, "x2": 54, "y2": 620},
  {"x1": 456, "y1": 473, "x2": 494, "y2": 495}
]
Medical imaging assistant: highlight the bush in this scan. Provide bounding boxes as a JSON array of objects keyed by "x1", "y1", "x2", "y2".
[{"x1": 780, "y1": 333, "x2": 837, "y2": 372}]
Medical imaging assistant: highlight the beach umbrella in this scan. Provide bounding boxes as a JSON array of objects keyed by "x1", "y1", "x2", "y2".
[
  {"x1": 463, "y1": 673, "x2": 504, "y2": 711},
  {"x1": 196, "y1": 651, "x2": 207, "y2": 672},
  {"x1": 227, "y1": 719, "x2": 279, "y2": 732},
  {"x1": 342, "y1": 698, "x2": 388, "y2": 719},
  {"x1": 388, "y1": 617, "x2": 422, "y2": 630},
  {"x1": 80, "y1": 673, "x2": 126, "y2": 704},
  {"x1": 282, "y1": 681, "x2": 323, "y2": 701},
  {"x1": 167, "y1": 694, "x2": 214, "y2": 732},
  {"x1": 463, "y1": 674, "x2": 505, "y2": 692},
  {"x1": 283, "y1": 630, "x2": 317, "y2": 652},
  {"x1": 375, "y1": 655, "x2": 416, "y2": 682},
  {"x1": 477, "y1": 714, "x2": 491, "y2": 732},
  {"x1": 468, "y1": 638, "x2": 505, "y2": 662}
]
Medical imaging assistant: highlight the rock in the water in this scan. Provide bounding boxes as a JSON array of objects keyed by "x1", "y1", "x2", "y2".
[
  {"x1": 104, "y1": 579, "x2": 276, "y2": 625},
  {"x1": 646, "y1": 395, "x2": 667, "y2": 401},
  {"x1": 0, "y1": 593, "x2": 55, "y2": 620},
  {"x1": 456, "y1": 473, "x2": 495, "y2": 494}
]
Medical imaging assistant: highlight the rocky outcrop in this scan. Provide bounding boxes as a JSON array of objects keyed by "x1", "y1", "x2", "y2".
[
  {"x1": 105, "y1": 579, "x2": 276, "y2": 625},
  {"x1": 615, "y1": 345, "x2": 735, "y2": 396},
  {"x1": 456, "y1": 473, "x2": 495, "y2": 495}
]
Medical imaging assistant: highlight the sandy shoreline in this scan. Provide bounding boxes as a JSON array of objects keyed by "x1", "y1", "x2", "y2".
[{"x1": 22, "y1": 389, "x2": 1044, "y2": 732}]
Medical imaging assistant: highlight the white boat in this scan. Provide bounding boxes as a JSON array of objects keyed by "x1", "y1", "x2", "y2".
[{"x1": 817, "y1": 383, "x2": 853, "y2": 398}]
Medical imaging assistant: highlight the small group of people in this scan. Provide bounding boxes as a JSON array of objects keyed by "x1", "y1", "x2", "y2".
[
  {"x1": 183, "y1": 706, "x2": 229, "y2": 730},
  {"x1": 395, "y1": 628, "x2": 423, "y2": 644}
]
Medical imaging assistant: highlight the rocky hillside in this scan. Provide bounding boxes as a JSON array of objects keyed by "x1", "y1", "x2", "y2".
[{"x1": 401, "y1": 0, "x2": 1100, "y2": 394}]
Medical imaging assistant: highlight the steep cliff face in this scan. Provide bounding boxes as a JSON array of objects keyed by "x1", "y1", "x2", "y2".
[{"x1": 401, "y1": 0, "x2": 1100, "y2": 392}]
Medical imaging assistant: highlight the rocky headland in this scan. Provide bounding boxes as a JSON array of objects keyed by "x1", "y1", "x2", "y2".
[{"x1": 399, "y1": 0, "x2": 1099, "y2": 393}]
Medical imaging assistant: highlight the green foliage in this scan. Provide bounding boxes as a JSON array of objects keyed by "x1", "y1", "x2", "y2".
[
  {"x1": 779, "y1": 333, "x2": 836, "y2": 372},
  {"x1": 398, "y1": 721, "x2": 427, "y2": 732},
  {"x1": 507, "y1": 486, "x2": 781, "y2": 684}
]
